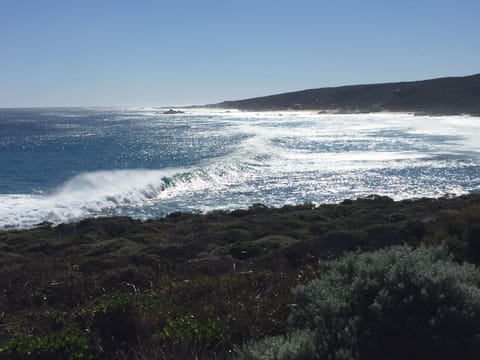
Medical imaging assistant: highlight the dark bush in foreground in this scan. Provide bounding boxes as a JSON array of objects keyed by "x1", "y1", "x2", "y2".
[{"x1": 237, "y1": 245, "x2": 480, "y2": 360}]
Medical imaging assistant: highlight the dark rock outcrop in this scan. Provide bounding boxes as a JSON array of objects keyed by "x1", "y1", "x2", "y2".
[{"x1": 162, "y1": 109, "x2": 185, "y2": 114}]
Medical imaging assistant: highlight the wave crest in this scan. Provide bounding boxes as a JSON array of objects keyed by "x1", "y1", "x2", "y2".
[{"x1": 0, "y1": 169, "x2": 184, "y2": 229}]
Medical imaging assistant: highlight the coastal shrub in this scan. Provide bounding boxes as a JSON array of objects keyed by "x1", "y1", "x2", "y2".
[
  {"x1": 362, "y1": 223, "x2": 404, "y2": 248},
  {"x1": 405, "y1": 220, "x2": 426, "y2": 241},
  {"x1": 235, "y1": 330, "x2": 316, "y2": 360},
  {"x1": 155, "y1": 315, "x2": 225, "y2": 349},
  {"x1": 76, "y1": 217, "x2": 141, "y2": 237},
  {"x1": 0, "y1": 329, "x2": 92, "y2": 360},
  {"x1": 238, "y1": 245, "x2": 480, "y2": 360},
  {"x1": 356, "y1": 194, "x2": 394, "y2": 206},
  {"x1": 466, "y1": 223, "x2": 480, "y2": 263},
  {"x1": 443, "y1": 233, "x2": 469, "y2": 260},
  {"x1": 423, "y1": 205, "x2": 480, "y2": 262},
  {"x1": 283, "y1": 240, "x2": 318, "y2": 266},
  {"x1": 101, "y1": 265, "x2": 154, "y2": 291},
  {"x1": 213, "y1": 228, "x2": 253, "y2": 244},
  {"x1": 164, "y1": 270, "x2": 295, "y2": 343},
  {"x1": 188, "y1": 255, "x2": 235, "y2": 275},
  {"x1": 248, "y1": 203, "x2": 270, "y2": 214},
  {"x1": 320, "y1": 229, "x2": 367, "y2": 254},
  {"x1": 146, "y1": 243, "x2": 190, "y2": 259},
  {"x1": 309, "y1": 220, "x2": 333, "y2": 236},
  {"x1": 85, "y1": 295, "x2": 138, "y2": 356},
  {"x1": 229, "y1": 241, "x2": 263, "y2": 259},
  {"x1": 254, "y1": 235, "x2": 299, "y2": 250}
]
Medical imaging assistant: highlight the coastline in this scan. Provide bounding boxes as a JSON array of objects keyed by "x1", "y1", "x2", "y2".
[
  {"x1": 207, "y1": 73, "x2": 480, "y2": 117},
  {"x1": 205, "y1": 106, "x2": 480, "y2": 117}
]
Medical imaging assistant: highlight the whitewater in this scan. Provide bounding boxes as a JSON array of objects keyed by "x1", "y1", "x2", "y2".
[{"x1": 1, "y1": 108, "x2": 479, "y2": 229}]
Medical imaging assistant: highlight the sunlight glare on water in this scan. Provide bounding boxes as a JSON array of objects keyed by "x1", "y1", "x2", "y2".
[{"x1": 0, "y1": 108, "x2": 479, "y2": 228}]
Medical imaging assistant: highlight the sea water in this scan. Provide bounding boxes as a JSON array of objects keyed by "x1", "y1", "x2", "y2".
[{"x1": 1, "y1": 108, "x2": 479, "y2": 229}]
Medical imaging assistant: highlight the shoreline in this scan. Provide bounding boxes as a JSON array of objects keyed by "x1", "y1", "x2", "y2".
[
  {"x1": 211, "y1": 107, "x2": 480, "y2": 117},
  {"x1": 3, "y1": 191, "x2": 478, "y2": 232},
  {"x1": 2, "y1": 192, "x2": 479, "y2": 235}
]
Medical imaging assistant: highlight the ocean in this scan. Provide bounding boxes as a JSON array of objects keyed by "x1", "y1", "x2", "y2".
[{"x1": 1, "y1": 108, "x2": 479, "y2": 229}]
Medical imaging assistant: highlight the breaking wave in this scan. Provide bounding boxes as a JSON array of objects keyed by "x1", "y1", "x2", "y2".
[
  {"x1": 0, "y1": 169, "x2": 183, "y2": 229},
  {"x1": 1, "y1": 110, "x2": 480, "y2": 229}
]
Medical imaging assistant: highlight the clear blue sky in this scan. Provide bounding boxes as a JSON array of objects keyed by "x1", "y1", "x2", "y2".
[{"x1": 1, "y1": 0, "x2": 479, "y2": 107}]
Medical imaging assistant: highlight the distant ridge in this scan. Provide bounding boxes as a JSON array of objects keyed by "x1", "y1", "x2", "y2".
[{"x1": 211, "y1": 74, "x2": 480, "y2": 116}]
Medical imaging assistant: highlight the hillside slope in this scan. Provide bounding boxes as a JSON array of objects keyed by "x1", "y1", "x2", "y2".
[{"x1": 212, "y1": 74, "x2": 480, "y2": 115}]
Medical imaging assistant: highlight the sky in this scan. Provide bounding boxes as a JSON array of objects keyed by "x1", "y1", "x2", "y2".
[{"x1": 0, "y1": 0, "x2": 479, "y2": 107}]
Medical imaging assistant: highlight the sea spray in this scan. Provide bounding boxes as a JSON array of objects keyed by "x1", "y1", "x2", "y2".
[{"x1": 0, "y1": 169, "x2": 185, "y2": 228}]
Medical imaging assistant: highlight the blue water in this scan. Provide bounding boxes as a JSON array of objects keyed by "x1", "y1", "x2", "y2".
[{"x1": 1, "y1": 108, "x2": 479, "y2": 229}]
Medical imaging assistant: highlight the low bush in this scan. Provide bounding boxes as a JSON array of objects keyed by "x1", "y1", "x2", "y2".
[
  {"x1": 155, "y1": 315, "x2": 225, "y2": 352},
  {"x1": 238, "y1": 245, "x2": 480, "y2": 360},
  {"x1": 82, "y1": 295, "x2": 138, "y2": 357},
  {"x1": 0, "y1": 329, "x2": 92, "y2": 360}
]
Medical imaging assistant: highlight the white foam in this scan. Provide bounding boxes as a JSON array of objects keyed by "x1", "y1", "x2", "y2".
[
  {"x1": 0, "y1": 169, "x2": 184, "y2": 229},
  {"x1": 2, "y1": 112, "x2": 479, "y2": 229}
]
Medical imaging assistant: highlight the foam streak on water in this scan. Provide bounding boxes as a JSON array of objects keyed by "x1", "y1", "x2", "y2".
[{"x1": 0, "y1": 108, "x2": 479, "y2": 229}]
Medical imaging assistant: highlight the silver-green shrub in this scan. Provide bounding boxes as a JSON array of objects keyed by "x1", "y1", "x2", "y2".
[
  {"x1": 237, "y1": 245, "x2": 480, "y2": 360},
  {"x1": 235, "y1": 330, "x2": 316, "y2": 360}
]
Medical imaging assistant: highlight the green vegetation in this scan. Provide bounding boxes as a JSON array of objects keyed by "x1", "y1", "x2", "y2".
[
  {"x1": 0, "y1": 329, "x2": 92, "y2": 360},
  {"x1": 1, "y1": 194, "x2": 480, "y2": 359},
  {"x1": 238, "y1": 245, "x2": 480, "y2": 360}
]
